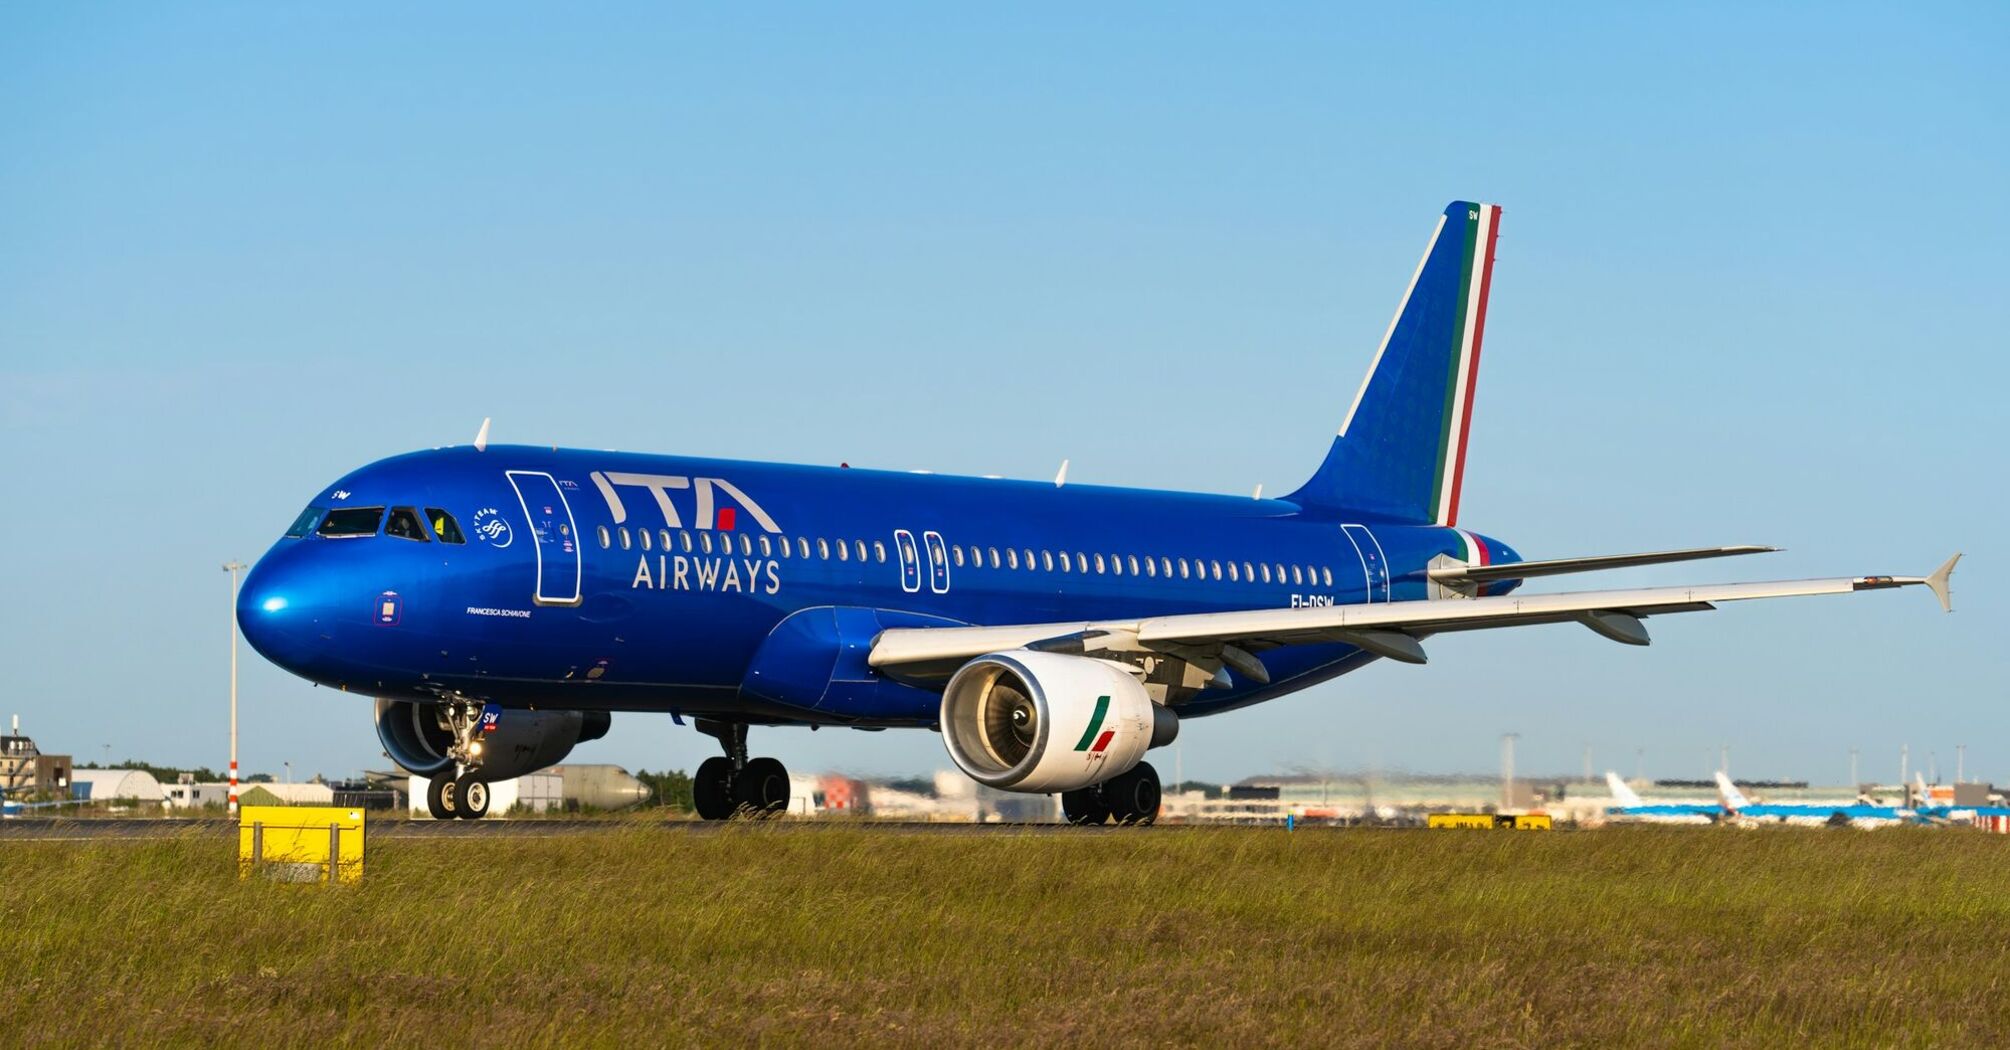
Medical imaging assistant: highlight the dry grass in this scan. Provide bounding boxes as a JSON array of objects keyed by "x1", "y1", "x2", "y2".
[{"x1": 4, "y1": 825, "x2": 2009, "y2": 1048}]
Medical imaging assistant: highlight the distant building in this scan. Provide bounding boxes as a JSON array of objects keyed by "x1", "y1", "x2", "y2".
[
  {"x1": 1, "y1": 717, "x2": 72, "y2": 800},
  {"x1": 71, "y1": 768, "x2": 167, "y2": 805},
  {"x1": 162, "y1": 778, "x2": 229, "y2": 809},
  {"x1": 237, "y1": 782, "x2": 335, "y2": 807}
]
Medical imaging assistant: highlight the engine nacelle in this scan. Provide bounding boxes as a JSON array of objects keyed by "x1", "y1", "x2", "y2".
[
  {"x1": 374, "y1": 699, "x2": 611, "y2": 780},
  {"x1": 940, "y1": 651, "x2": 1173, "y2": 793}
]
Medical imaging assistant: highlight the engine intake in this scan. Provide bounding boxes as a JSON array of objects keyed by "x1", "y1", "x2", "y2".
[{"x1": 940, "y1": 651, "x2": 1172, "y2": 793}]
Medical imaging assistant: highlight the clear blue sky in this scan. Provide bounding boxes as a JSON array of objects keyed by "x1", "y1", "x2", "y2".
[{"x1": 3, "y1": 5, "x2": 2003, "y2": 786}]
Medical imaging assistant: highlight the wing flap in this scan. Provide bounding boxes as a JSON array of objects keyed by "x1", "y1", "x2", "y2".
[{"x1": 1428, "y1": 545, "x2": 1777, "y2": 587}]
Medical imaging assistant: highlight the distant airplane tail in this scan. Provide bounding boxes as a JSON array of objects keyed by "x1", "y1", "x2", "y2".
[
  {"x1": 1606, "y1": 771, "x2": 1644, "y2": 808},
  {"x1": 1714, "y1": 771, "x2": 1752, "y2": 811},
  {"x1": 1288, "y1": 201, "x2": 1502, "y2": 525}
]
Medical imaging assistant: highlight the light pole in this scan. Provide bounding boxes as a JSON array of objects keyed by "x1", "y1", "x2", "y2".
[{"x1": 223, "y1": 560, "x2": 246, "y2": 817}]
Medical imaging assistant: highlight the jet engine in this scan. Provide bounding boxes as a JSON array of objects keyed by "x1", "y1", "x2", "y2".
[
  {"x1": 374, "y1": 698, "x2": 611, "y2": 779},
  {"x1": 940, "y1": 651, "x2": 1176, "y2": 793}
]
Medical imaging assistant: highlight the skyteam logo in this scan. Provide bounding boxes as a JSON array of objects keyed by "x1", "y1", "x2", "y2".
[{"x1": 471, "y1": 507, "x2": 513, "y2": 548}]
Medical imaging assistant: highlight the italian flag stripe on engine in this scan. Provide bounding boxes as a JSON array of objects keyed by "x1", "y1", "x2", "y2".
[
  {"x1": 1432, "y1": 204, "x2": 1500, "y2": 528},
  {"x1": 1073, "y1": 695, "x2": 1112, "y2": 751}
]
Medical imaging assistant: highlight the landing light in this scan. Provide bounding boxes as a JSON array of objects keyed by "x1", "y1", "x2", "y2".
[{"x1": 261, "y1": 597, "x2": 288, "y2": 613}]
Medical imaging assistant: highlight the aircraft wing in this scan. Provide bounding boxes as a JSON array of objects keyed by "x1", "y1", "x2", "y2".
[{"x1": 868, "y1": 554, "x2": 1959, "y2": 681}]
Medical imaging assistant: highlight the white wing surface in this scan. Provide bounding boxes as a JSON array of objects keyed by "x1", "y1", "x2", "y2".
[{"x1": 869, "y1": 555, "x2": 1959, "y2": 679}]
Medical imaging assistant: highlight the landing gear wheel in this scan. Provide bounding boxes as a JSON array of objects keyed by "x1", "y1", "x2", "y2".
[
  {"x1": 733, "y1": 757, "x2": 790, "y2": 819},
  {"x1": 454, "y1": 772, "x2": 491, "y2": 820},
  {"x1": 1104, "y1": 761, "x2": 1161, "y2": 826},
  {"x1": 693, "y1": 757, "x2": 736, "y2": 821},
  {"x1": 1062, "y1": 784, "x2": 1110, "y2": 826},
  {"x1": 426, "y1": 774, "x2": 458, "y2": 820}
]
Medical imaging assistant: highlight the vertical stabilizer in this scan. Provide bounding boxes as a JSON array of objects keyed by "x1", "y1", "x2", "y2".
[
  {"x1": 1606, "y1": 770, "x2": 1644, "y2": 808},
  {"x1": 1715, "y1": 771, "x2": 1751, "y2": 811},
  {"x1": 1288, "y1": 201, "x2": 1501, "y2": 524}
]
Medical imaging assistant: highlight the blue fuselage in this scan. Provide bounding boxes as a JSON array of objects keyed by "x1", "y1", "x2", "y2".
[{"x1": 238, "y1": 445, "x2": 1522, "y2": 727}]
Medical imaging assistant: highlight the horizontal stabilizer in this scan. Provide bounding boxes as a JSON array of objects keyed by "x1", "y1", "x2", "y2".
[{"x1": 1430, "y1": 545, "x2": 1777, "y2": 587}]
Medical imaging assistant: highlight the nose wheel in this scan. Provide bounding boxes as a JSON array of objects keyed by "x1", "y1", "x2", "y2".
[
  {"x1": 425, "y1": 770, "x2": 494, "y2": 820},
  {"x1": 692, "y1": 720, "x2": 791, "y2": 820}
]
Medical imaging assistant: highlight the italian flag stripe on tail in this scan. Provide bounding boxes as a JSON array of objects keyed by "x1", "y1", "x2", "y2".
[{"x1": 1433, "y1": 203, "x2": 1500, "y2": 528}]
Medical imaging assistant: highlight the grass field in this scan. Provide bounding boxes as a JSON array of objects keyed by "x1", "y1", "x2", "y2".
[{"x1": 4, "y1": 824, "x2": 2009, "y2": 1048}]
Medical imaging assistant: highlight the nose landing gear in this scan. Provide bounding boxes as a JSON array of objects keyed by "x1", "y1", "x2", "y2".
[
  {"x1": 423, "y1": 696, "x2": 496, "y2": 820},
  {"x1": 693, "y1": 719, "x2": 791, "y2": 820}
]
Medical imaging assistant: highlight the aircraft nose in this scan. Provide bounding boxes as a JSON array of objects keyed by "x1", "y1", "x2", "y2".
[{"x1": 237, "y1": 549, "x2": 328, "y2": 676}]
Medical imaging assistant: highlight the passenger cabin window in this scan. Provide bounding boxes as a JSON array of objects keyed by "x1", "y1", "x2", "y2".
[
  {"x1": 1322, "y1": 567, "x2": 1334, "y2": 587},
  {"x1": 618, "y1": 528, "x2": 632, "y2": 551},
  {"x1": 818, "y1": 539, "x2": 831, "y2": 559},
  {"x1": 680, "y1": 531, "x2": 694, "y2": 553},
  {"x1": 1041, "y1": 551, "x2": 1054, "y2": 571},
  {"x1": 597, "y1": 526, "x2": 611, "y2": 549},
  {"x1": 798, "y1": 538, "x2": 810, "y2": 559},
  {"x1": 1059, "y1": 552, "x2": 1072, "y2": 572},
  {"x1": 385, "y1": 507, "x2": 429, "y2": 542},
  {"x1": 285, "y1": 506, "x2": 324, "y2": 538},
  {"x1": 318, "y1": 507, "x2": 384, "y2": 538},
  {"x1": 1006, "y1": 549, "x2": 1018, "y2": 570},
  {"x1": 660, "y1": 529, "x2": 673, "y2": 550},
  {"x1": 639, "y1": 529, "x2": 652, "y2": 551},
  {"x1": 952, "y1": 546, "x2": 965, "y2": 567},
  {"x1": 837, "y1": 541, "x2": 849, "y2": 561},
  {"x1": 875, "y1": 541, "x2": 888, "y2": 564},
  {"x1": 422, "y1": 509, "x2": 464, "y2": 544},
  {"x1": 760, "y1": 536, "x2": 772, "y2": 557}
]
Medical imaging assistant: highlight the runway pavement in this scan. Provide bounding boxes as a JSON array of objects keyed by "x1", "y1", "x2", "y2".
[{"x1": 0, "y1": 816, "x2": 1203, "y2": 840}]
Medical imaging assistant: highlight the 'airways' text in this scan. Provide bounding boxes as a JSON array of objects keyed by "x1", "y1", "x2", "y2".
[{"x1": 632, "y1": 555, "x2": 781, "y2": 595}]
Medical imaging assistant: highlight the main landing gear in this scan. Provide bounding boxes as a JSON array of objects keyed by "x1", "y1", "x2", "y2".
[
  {"x1": 692, "y1": 719, "x2": 791, "y2": 820},
  {"x1": 424, "y1": 696, "x2": 497, "y2": 821},
  {"x1": 1062, "y1": 761, "x2": 1162, "y2": 826}
]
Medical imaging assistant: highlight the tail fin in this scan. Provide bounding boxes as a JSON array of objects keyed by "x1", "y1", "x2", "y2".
[
  {"x1": 1288, "y1": 201, "x2": 1501, "y2": 525},
  {"x1": 1715, "y1": 771, "x2": 1751, "y2": 811},
  {"x1": 1606, "y1": 771, "x2": 1644, "y2": 808}
]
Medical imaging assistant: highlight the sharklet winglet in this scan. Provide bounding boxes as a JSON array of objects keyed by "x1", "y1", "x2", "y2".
[
  {"x1": 474, "y1": 417, "x2": 491, "y2": 452},
  {"x1": 1926, "y1": 553, "x2": 1961, "y2": 613}
]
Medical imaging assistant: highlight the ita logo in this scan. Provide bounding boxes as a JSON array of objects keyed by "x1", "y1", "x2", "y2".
[{"x1": 471, "y1": 507, "x2": 513, "y2": 548}]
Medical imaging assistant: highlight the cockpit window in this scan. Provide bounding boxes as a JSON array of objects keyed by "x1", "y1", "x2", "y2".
[
  {"x1": 427, "y1": 508, "x2": 465, "y2": 544},
  {"x1": 284, "y1": 506, "x2": 324, "y2": 538},
  {"x1": 317, "y1": 507, "x2": 384, "y2": 537},
  {"x1": 385, "y1": 507, "x2": 429, "y2": 542}
]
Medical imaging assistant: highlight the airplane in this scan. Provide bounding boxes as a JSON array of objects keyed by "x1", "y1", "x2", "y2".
[
  {"x1": 234, "y1": 200, "x2": 1959, "y2": 824},
  {"x1": 1602, "y1": 771, "x2": 1719, "y2": 824},
  {"x1": 1713, "y1": 771, "x2": 1923, "y2": 828}
]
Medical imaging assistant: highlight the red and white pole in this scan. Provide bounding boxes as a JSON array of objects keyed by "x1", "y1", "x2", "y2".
[{"x1": 223, "y1": 560, "x2": 245, "y2": 817}]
